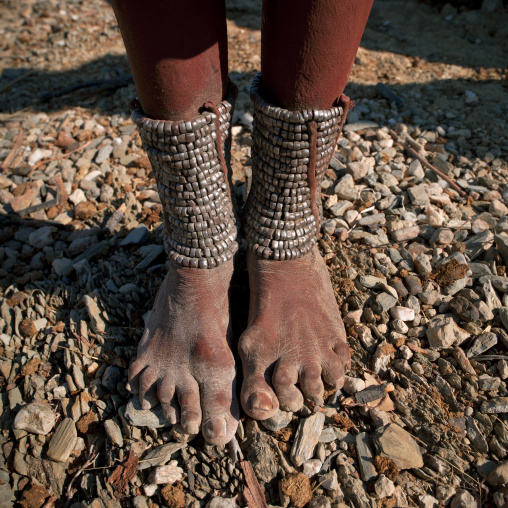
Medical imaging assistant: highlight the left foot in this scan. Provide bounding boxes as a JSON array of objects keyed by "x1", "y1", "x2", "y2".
[{"x1": 238, "y1": 245, "x2": 351, "y2": 420}]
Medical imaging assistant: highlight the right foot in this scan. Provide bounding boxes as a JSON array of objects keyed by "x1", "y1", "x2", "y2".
[{"x1": 127, "y1": 259, "x2": 238, "y2": 445}]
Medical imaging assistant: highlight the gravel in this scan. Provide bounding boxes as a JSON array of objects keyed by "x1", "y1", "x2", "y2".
[{"x1": 0, "y1": 0, "x2": 507, "y2": 506}]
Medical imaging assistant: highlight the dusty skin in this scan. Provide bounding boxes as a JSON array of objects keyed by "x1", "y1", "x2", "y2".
[
  {"x1": 239, "y1": 245, "x2": 351, "y2": 420},
  {"x1": 127, "y1": 242, "x2": 351, "y2": 441},
  {"x1": 126, "y1": 259, "x2": 239, "y2": 446}
]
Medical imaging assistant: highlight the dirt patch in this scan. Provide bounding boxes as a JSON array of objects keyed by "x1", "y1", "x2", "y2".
[
  {"x1": 280, "y1": 473, "x2": 313, "y2": 508},
  {"x1": 19, "y1": 484, "x2": 50, "y2": 508},
  {"x1": 331, "y1": 413, "x2": 355, "y2": 431},
  {"x1": 374, "y1": 456, "x2": 399, "y2": 482},
  {"x1": 379, "y1": 499, "x2": 397, "y2": 508},
  {"x1": 336, "y1": 278, "x2": 356, "y2": 294},
  {"x1": 429, "y1": 259, "x2": 469, "y2": 286},
  {"x1": 428, "y1": 386, "x2": 452, "y2": 416},
  {"x1": 74, "y1": 201, "x2": 97, "y2": 220},
  {"x1": 19, "y1": 319, "x2": 37, "y2": 338},
  {"x1": 273, "y1": 427, "x2": 293, "y2": 442},
  {"x1": 379, "y1": 343, "x2": 396, "y2": 356},
  {"x1": 21, "y1": 358, "x2": 41, "y2": 376},
  {"x1": 323, "y1": 386, "x2": 337, "y2": 402},
  {"x1": 76, "y1": 411, "x2": 98, "y2": 434},
  {"x1": 108, "y1": 451, "x2": 139, "y2": 498},
  {"x1": 160, "y1": 484, "x2": 186, "y2": 508},
  {"x1": 394, "y1": 336, "x2": 406, "y2": 348},
  {"x1": 7, "y1": 291, "x2": 26, "y2": 307},
  {"x1": 274, "y1": 427, "x2": 293, "y2": 453}
]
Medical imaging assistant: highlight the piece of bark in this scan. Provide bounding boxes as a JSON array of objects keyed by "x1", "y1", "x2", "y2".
[
  {"x1": 452, "y1": 347, "x2": 476, "y2": 375},
  {"x1": 355, "y1": 384, "x2": 388, "y2": 405},
  {"x1": 240, "y1": 460, "x2": 268, "y2": 508},
  {"x1": 108, "y1": 451, "x2": 139, "y2": 498}
]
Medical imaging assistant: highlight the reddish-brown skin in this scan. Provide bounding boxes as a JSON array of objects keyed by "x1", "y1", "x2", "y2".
[
  {"x1": 261, "y1": 0, "x2": 374, "y2": 110},
  {"x1": 110, "y1": 0, "x2": 237, "y2": 445},
  {"x1": 110, "y1": 0, "x2": 228, "y2": 120},
  {"x1": 111, "y1": 0, "x2": 373, "y2": 440},
  {"x1": 239, "y1": 0, "x2": 374, "y2": 419}
]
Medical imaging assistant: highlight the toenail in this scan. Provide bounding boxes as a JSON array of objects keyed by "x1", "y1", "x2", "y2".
[
  {"x1": 247, "y1": 391, "x2": 273, "y2": 412},
  {"x1": 204, "y1": 418, "x2": 227, "y2": 440},
  {"x1": 186, "y1": 423, "x2": 200, "y2": 435},
  {"x1": 141, "y1": 400, "x2": 151, "y2": 410}
]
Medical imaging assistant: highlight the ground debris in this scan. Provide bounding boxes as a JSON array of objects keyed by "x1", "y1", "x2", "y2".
[
  {"x1": 280, "y1": 473, "x2": 313, "y2": 508},
  {"x1": 0, "y1": 0, "x2": 507, "y2": 506},
  {"x1": 160, "y1": 484, "x2": 186, "y2": 508},
  {"x1": 108, "y1": 451, "x2": 139, "y2": 498},
  {"x1": 429, "y1": 259, "x2": 469, "y2": 286}
]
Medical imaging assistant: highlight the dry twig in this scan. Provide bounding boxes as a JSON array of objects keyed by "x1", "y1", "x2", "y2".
[
  {"x1": 389, "y1": 129, "x2": 467, "y2": 197},
  {"x1": 65, "y1": 445, "x2": 98, "y2": 508}
]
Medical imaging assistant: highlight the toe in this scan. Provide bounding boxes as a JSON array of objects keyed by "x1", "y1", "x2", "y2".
[
  {"x1": 157, "y1": 378, "x2": 178, "y2": 424},
  {"x1": 127, "y1": 360, "x2": 146, "y2": 395},
  {"x1": 162, "y1": 399, "x2": 180, "y2": 425},
  {"x1": 272, "y1": 360, "x2": 303, "y2": 412},
  {"x1": 299, "y1": 363, "x2": 325, "y2": 405},
  {"x1": 138, "y1": 370, "x2": 159, "y2": 409},
  {"x1": 177, "y1": 377, "x2": 201, "y2": 435},
  {"x1": 200, "y1": 376, "x2": 239, "y2": 446},
  {"x1": 322, "y1": 353, "x2": 346, "y2": 389},
  {"x1": 241, "y1": 373, "x2": 279, "y2": 420},
  {"x1": 334, "y1": 340, "x2": 351, "y2": 371}
]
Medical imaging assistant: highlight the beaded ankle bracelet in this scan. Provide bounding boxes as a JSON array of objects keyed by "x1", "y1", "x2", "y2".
[
  {"x1": 131, "y1": 82, "x2": 239, "y2": 269},
  {"x1": 244, "y1": 73, "x2": 349, "y2": 261}
]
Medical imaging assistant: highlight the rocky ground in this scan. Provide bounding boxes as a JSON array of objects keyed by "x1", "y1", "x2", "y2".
[{"x1": 1, "y1": 0, "x2": 508, "y2": 507}]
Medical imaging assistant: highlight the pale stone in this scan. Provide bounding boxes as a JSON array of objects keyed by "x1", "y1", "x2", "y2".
[
  {"x1": 47, "y1": 418, "x2": 78, "y2": 462},
  {"x1": 343, "y1": 309, "x2": 362, "y2": 325},
  {"x1": 372, "y1": 424, "x2": 423, "y2": 470},
  {"x1": 303, "y1": 459, "x2": 322, "y2": 478},
  {"x1": 14, "y1": 402, "x2": 56, "y2": 435},
  {"x1": 375, "y1": 474, "x2": 395, "y2": 499},
  {"x1": 390, "y1": 306, "x2": 415, "y2": 321},
  {"x1": 147, "y1": 461, "x2": 184, "y2": 485},
  {"x1": 68, "y1": 188, "x2": 86, "y2": 206},
  {"x1": 343, "y1": 376, "x2": 366, "y2": 395},
  {"x1": 426, "y1": 315, "x2": 470, "y2": 349}
]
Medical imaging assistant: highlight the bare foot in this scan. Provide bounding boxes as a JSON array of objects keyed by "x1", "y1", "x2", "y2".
[
  {"x1": 239, "y1": 246, "x2": 351, "y2": 420},
  {"x1": 127, "y1": 260, "x2": 238, "y2": 445}
]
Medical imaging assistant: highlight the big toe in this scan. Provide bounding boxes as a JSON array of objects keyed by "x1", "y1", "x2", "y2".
[
  {"x1": 203, "y1": 417, "x2": 228, "y2": 444},
  {"x1": 241, "y1": 374, "x2": 279, "y2": 420}
]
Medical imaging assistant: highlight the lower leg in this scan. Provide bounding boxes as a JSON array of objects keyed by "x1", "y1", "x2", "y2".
[
  {"x1": 240, "y1": 0, "x2": 373, "y2": 419},
  {"x1": 261, "y1": 0, "x2": 374, "y2": 110},
  {"x1": 111, "y1": 0, "x2": 239, "y2": 444},
  {"x1": 110, "y1": 0, "x2": 228, "y2": 120}
]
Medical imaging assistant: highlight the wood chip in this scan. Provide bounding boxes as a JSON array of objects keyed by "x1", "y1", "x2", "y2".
[
  {"x1": 240, "y1": 460, "x2": 268, "y2": 508},
  {"x1": 108, "y1": 450, "x2": 139, "y2": 498}
]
